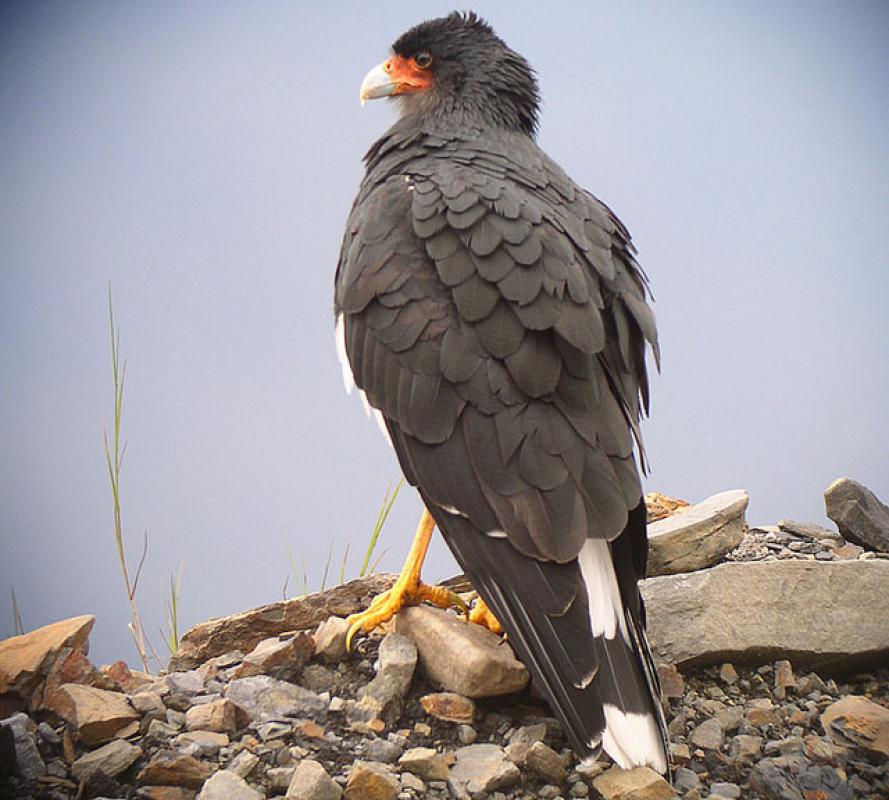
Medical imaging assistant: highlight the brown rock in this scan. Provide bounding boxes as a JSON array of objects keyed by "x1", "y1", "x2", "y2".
[
  {"x1": 718, "y1": 663, "x2": 739, "y2": 685},
  {"x1": 44, "y1": 683, "x2": 138, "y2": 746},
  {"x1": 296, "y1": 719, "x2": 327, "y2": 740},
  {"x1": 185, "y1": 699, "x2": 237, "y2": 735},
  {"x1": 102, "y1": 660, "x2": 147, "y2": 692},
  {"x1": 592, "y1": 766, "x2": 677, "y2": 799},
  {"x1": 656, "y1": 664, "x2": 684, "y2": 699},
  {"x1": 137, "y1": 788, "x2": 191, "y2": 800},
  {"x1": 232, "y1": 632, "x2": 314, "y2": 681},
  {"x1": 525, "y1": 741, "x2": 566, "y2": 784},
  {"x1": 398, "y1": 747, "x2": 449, "y2": 781},
  {"x1": 746, "y1": 698, "x2": 781, "y2": 727},
  {"x1": 0, "y1": 615, "x2": 94, "y2": 700},
  {"x1": 314, "y1": 617, "x2": 350, "y2": 663},
  {"x1": 646, "y1": 490, "x2": 748, "y2": 576},
  {"x1": 170, "y1": 575, "x2": 395, "y2": 670},
  {"x1": 395, "y1": 606, "x2": 528, "y2": 698},
  {"x1": 420, "y1": 692, "x2": 475, "y2": 724},
  {"x1": 774, "y1": 660, "x2": 794, "y2": 696},
  {"x1": 138, "y1": 751, "x2": 213, "y2": 789},
  {"x1": 821, "y1": 695, "x2": 889, "y2": 757},
  {"x1": 287, "y1": 758, "x2": 342, "y2": 800},
  {"x1": 344, "y1": 760, "x2": 399, "y2": 800},
  {"x1": 669, "y1": 742, "x2": 690, "y2": 765},
  {"x1": 645, "y1": 492, "x2": 689, "y2": 522}
]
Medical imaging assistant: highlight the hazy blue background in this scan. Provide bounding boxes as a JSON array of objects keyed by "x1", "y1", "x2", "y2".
[{"x1": 2, "y1": 1, "x2": 887, "y2": 668}]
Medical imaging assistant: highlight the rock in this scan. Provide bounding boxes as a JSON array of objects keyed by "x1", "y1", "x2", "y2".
[
  {"x1": 645, "y1": 492, "x2": 689, "y2": 522},
  {"x1": 400, "y1": 771, "x2": 425, "y2": 792},
  {"x1": 457, "y1": 724, "x2": 477, "y2": 744},
  {"x1": 709, "y1": 781, "x2": 741, "y2": 798},
  {"x1": 365, "y1": 738, "x2": 403, "y2": 763},
  {"x1": 0, "y1": 615, "x2": 94, "y2": 704},
  {"x1": 138, "y1": 751, "x2": 213, "y2": 788},
  {"x1": 130, "y1": 690, "x2": 166, "y2": 716},
  {"x1": 656, "y1": 664, "x2": 684, "y2": 699},
  {"x1": 44, "y1": 683, "x2": 139, "y2": 745},
  {"x1": 774, "y1": 660, "x2": 794, "y2": 696},
  {"x1": 778, "y1": 519, "x2": 842, "y2": 541},
  {"x1": 526, "y1": 741, "x2": 566, "y2": 784},
  {"x1": 825, "y1": 478, "x2": 889, "y2": 552},
  {"x1": 643, "y1": 560, "x2": 889, "y2": 669},
  {"x1": 510, "y1": 723, "x2": 548, "y2": 746},
  {"x1": 395, "y1": 606, "x2": 528, "y2": 698},
  {"x1": 232, "y1": 631, "x2": 314, "y2": 681},
  {"x1": 314, "y1": 617, "x2": 351, "y2": 663},
  {"x1": 226, "y1": 749, "x2": 259, "y2": 778},
  {"x1": 688, "y1": 717, "x2": 723, "y2": 750},
  {"x1": 175, "y1": 730, "x2": 229, "y2": 756},
  {"x1": 746, "y1": 698, "x2": 781, "y2": 727},
  {"x1": 225, "y1": 675, "x2": 326, "y2": 722},
  {"x1": 165, "y1": 670, "x2": 205, "y2": 695},
  {"x1": 821, "y1": 694, "x2": 889, "y2": 757},
  {"x1": 592, "y1": 766, "x2": 677, "y2": 799},
  {"x1": 344, "y1": 760, "x2": 399, "y2": 800},
  {"x1": 398, "y1": 747, "x2": 449, "y2": 781},
  {"x1": 718, "y1": 663, "x2": 739, "y2": 686},
  {"x1": 729, "y1": 734, "x2": 762, "y2": 758},
  {"x1": 0, "y1": 712, "x2": 45, "y2": 779},
  {"x1": 673, "y1": 767, "x2": 700, "y2": 793},
  {"x1": 185, "y1": 698, "x2": 237, "y2": 734},
  {"x1": 353, "y1": 634, "x2": 417, "y2": 724},
  {"x1": 196, "y1": 769, "x2": 262, "y2": 800},
  {"x1": 449, "y1": 743, "x2": 521, "y2": 793},
  {"x1": 71, "y1": 738, "x2": 142, "y2": 779},
  {"x1": 419, "y1": 691, "x2": 475, "y2": 723},
  {"x1": 170, "y1": 574, "x2": 395, "y2": 670},
  {"x1": 287, "y1": 758, "x2": 343, "y2": 800},
  {"x1": 646, "y1": 490, "x2": 748, "y2": 576}
]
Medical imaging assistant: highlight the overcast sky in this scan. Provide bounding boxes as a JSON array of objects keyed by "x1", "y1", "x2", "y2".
[{"x1": 2, "y1": 1, "x2": 887, "y2": 668}]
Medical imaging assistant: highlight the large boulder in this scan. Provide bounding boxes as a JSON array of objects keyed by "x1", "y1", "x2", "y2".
[
  {"x1": 642, "y1": 560, "x2": 889, "y2": 670},
  {"x1": 169, "y1": 574, "x2": 396, "y2": 670},
  {"x1": 824, "y1": 477, "x2": 889, "y2": 553},
  {"x1": 646, "y1": 490, "x2": 748, "y2": 576}
]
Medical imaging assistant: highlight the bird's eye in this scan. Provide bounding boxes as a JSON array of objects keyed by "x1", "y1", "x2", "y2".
[{"x1": 414, "y1": 51, "x2": 433, "y2": 69}]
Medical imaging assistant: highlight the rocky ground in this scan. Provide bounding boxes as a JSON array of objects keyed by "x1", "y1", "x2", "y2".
[{"x1": 2, "y1": 477, "x2": 888, "y2": 800}]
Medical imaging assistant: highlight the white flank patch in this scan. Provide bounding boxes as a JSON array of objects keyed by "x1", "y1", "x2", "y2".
[
  {"x1": 334, "y1": 314, "x2": 355, "y2": 393},
  {"x1": 598, "y1": 704, "x2": 667, "y2": 774},
  {"x1": 336, "y1": 314, "x2": 392, "y2": 447},
  {"x1": 576, "y1": 538, "x2": 628, "y2": 641}
]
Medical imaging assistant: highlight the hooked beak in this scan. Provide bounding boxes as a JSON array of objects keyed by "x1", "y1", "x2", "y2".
[{"x1": 359, "y1": 62, "x2": 395, "y2": 105}]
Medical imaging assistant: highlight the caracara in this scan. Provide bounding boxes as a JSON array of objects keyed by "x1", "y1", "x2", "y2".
[{"x1": 334, "y1": 12, "x2": 667, "y2": 772}]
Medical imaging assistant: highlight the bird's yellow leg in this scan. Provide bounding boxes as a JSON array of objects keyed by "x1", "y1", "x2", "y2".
[
  {"x1": 468, "y1": 596, "x2": 504, "y2": 635},
  {"x1": 346, "y1": 507, "x2": 466, "y2": 650}
]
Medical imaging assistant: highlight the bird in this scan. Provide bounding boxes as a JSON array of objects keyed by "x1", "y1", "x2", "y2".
[{"x1": 333, "y1": 12, "x2": 668, "y2": 773}]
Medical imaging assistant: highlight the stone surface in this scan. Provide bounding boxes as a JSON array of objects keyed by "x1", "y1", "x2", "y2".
[
  {"x1": 185, "y1": 698, "x2": 237, "y2": 734},
  {"x1": 688, "y1": 717, "x2": 724, "y2": 750},
  {"x1": 778, "y1": 519, "x2": 842, "y2": 541},
  {"x1": 449, "y1": 743, "x2": 521, "y2": 793},
  {"x1": 232, "y1": 631, "x2": 314, "y2": 681},
  {"x1": 225, "y1": 674, "x2": 326, "y2": 722},
  {"x1": 825, "y1": 477, "x2": 889, "y2": 552},
  {"x1": 314, "y1": 616, "x2": 351, "y2": 663},
  {"x1": 821, "y1": 694, "x2": 889, "y2": 757},
  {"x1": 71, "y1": 738, "x2": 142, "y2": 779},
  {"x1": 286, "y1": 758, "x2": 342, "y2": 800},
  {"x1": 226, "y1": 749, "x2": 259, "y2": 779},
  {"x1": 0, "y1": 712, "x2": 45, "y2": 779},
  {"x1": 138, "y1": 751, "x2": 213, "y2": 788},
  {"x1": 398, "y1": 747, "x2": 449, "y2": 781},
  {"x1": 643, "y1": 559, "x2": 889, "y2": 669},
  {"x1": 170, "y1": 574, "x2": 395, "y2": 670},
  {"x1": 0, "y1": 615, "x2": 94, "y2": 700},
  {"x1": 420, "y1": 691, "x2": 476, "y2": 723},
  {"x1": 343, "y1": 760, "x2": 399, "y2": 800},
  {"x1": 592, "y1": 766, "x2": 677, "y2": 799},
  {"x1": 525, "y1": 741, "x2": 566, "y2": 784},
  {"x1": 44, "y1": 683, "x2": 139, "y2": 745},
  {"x1": 395, "y1": 606, "x2": 528, "y2": 698},
  {"x1": 353, "y1": 634, "x2": 417, "y2": 724},
  {"x1": 656, "y1": 664, "x2": 684, "y2": 699},
  {"x1": 646, "y1": 490, "x2": 748, "y2": 576},
  {"x1": 196, "y1": 768, "x2": 262, "y2": 800}
]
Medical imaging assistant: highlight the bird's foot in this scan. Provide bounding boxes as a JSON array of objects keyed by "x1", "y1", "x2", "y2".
[
  {"x1": 346, "y1": 578, "x2": 466, "y2": 651},
  {"x1": 468, "y1": 596, "x2": 504, "y2": 635}
]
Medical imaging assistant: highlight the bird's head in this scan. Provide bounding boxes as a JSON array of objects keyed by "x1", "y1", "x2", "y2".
[{"x1": 359, "y1": 11, "x2": 540, "y2": 137}]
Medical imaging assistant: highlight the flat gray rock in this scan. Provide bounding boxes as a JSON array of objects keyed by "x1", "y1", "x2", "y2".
[
  {"x1": 286, "y1": 758, "x2": 342, "y2": 800},
  {"x1": 395, "y1": 606, "x2": 528, "y2": 698},
  {"x1": 643, "y1": 560, "x2": 889, "y2": 669},
  {"x1": 71, "y1": 738, "x2": 142, "y2": 780},
  {"x1": 647, "y1": 490, "x2": 749, "y2": 576},
  {"x1": 824, "y1": 477, "x2": 889, "y2": 553},
  {"x1": 449, "y1": 743, "x2": 521, "y2": 794},
  {"x1": 197, "y1": 769, "x2": 263, "y2": 800},
  {"x1": 778, "y1": 519, "x2": 842, "y2": 541},
  {"x1": 353, "y1": 633, "x2": 417, "y2": 724},
  {"x1": 224, "y1": 675, "x2": 326, "y2": 723}
]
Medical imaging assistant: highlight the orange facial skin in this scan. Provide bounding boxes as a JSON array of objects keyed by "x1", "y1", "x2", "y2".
[{"x1": 382, "y1": 54, "x2": 434, "y2": 95}]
